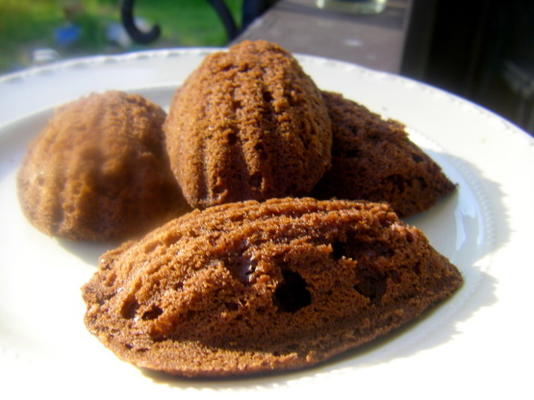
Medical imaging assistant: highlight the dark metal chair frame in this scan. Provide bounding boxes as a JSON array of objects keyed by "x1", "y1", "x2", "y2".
[{"x1": 120, "y1": 0, "x2": 277, "y2": 44}]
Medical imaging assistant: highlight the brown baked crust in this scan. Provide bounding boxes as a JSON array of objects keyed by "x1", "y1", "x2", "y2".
[
  {"x1": 163, "y1": 40, "x2": 332, "y2": 209},
  {"x1": 17, "y1": 91, "x2": 188, "y2": 241},
  {"x1": 82, "y1": 197, "x2": 462, "y2": 377},
  {"x1": 314, "y1": 92, "x2": 456, "y2": 217}
]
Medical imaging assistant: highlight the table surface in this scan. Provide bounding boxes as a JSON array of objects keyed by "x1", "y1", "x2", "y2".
[{"x1": 235, "y1": 0, "x2": 412, "y2": 73}]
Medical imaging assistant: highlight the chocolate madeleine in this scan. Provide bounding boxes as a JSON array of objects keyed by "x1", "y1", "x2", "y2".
[
  {"x1": 164, "y1": 40, "x2": 332, "y2": 208},
  {"x1": 314, "y1": 92, "x2": 456, "y2": 217},
  {"x1": 82, "y1": 197, "x2": 462, "y2": 377},
  {"x1": 18, "y1": 91, "x2": 186, "y2": 241}
]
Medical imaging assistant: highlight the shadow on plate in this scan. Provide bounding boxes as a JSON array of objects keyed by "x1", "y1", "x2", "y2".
[
  {"x1": 408, "y1": 149, "x2": 511, "y2": 261},
  {"x1": 58, "y1": 239, "x2": 116, "y2": 267}
]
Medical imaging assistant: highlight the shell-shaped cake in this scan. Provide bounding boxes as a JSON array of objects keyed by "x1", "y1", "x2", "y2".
[
  {"x1": 314, "y1": 92, "x2": 456, "y2": 217},
  {"x1": 82, "y1": 197, "x2": 462, "y2": 377},
  {"x1": 164, "y1": 40, "x2": 332, "y2": 209},
  {"x1": 17, "y1": 91, "x2": 186, "y2": 241}
]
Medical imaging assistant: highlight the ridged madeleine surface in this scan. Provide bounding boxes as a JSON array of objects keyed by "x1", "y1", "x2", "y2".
[
  {"x1": 82, "y1": 197, "x2": 462, "y2": 377},
  {"x1": 18, "y1": 91, "x2": 186, "y2": 241},
  {"x1": 164, "y1": 40, "x2": 332, "y2": 208},
  {"x1": 314, "y1": 92, "x2": 456, "y2": 217}
]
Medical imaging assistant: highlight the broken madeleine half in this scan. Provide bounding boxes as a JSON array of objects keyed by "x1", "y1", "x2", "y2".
[{"x1": 82, "y1": 197, "x2": 462, "y2": 377}]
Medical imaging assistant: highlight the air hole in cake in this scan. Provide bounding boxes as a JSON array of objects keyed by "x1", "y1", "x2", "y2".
[
  {"x1": 389, "y1": 270, "x2": 402, "y2": 284},
  {"x1": 227, "y1": 132, "x2": 238, "y2": 145},
  {"x1": 225, "y1": 302, "x2": 238, "y2": 311},
  {"x1": 331, "y1": 240, "x2": 346, "y2": 260},
  {"x1": 239, "y1": 62, "x2": 251, "y2": 73},
  {"x1": 229, "y1": 213, "x2": 246, "y2": 223},
  {"x1": 213, "y1": 184, "x2": 226, "y2": 195},
  {"x1": 262, "y1": 90, "x2": 273, "y2": 103},
  {"x1": 349, "y1": 125, "x2": 359, "y2": 135},
  {"x1": 368, "y1": 133, "x2": 382, "y2": 141},
  {"x1": 411, "y1": 153, "x2": 424, "y2": 162},
  {"x1": 142, "y1": 305, "x2": 163, "y2": 320},
  {"x1": 254, "y1": 144, "x2": 268, "y2": 160},
  {"x1": 362, "y1": 241, "x2": 393, "y2": 258},
  {"x1": 413, "y1": 262, "x2": 422, "y2": 275},
  {"x1": 385, "y1": 174, "x2": 406, "y2": 193},
  {"x1": 343, "y1": 236, "x2": 394, "y2": 260},
  {"x1": 273, "y1": 269, "x2": 311, "y2": 313},
  {"x1": 121, "y1": 298, "x2": 140, "y2": 319},
  {"x1": 220, "y1": 63, "x2": 234, "y2": 72},
  {"x1": 417, "y1": 177, "x2": 428, "y2": 189},
  {"x1": 284, "y1": 343, "x2": 299, "y2": 352},
  {"x1": 249, "y1": 172, "x2": 262, "y2": 188},
  {"x1": 353, "y1": 264, "x2": 386, "y2": 301},
  {"x1": 228, "y1": 252, "x2": 256, "y2": 285}
]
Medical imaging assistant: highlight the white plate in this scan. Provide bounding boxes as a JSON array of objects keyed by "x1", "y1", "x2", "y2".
[{"x1": 0, "y1": 49, "x2": 533, "y2": 399}]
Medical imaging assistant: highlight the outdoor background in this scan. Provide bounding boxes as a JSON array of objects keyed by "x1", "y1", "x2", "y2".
[
  {"x1": 0, "y1": 0, "x2": 243, "y2": 74},
  {"x1": 1, "y1": 0, "x2": 532, "y2": 134}
]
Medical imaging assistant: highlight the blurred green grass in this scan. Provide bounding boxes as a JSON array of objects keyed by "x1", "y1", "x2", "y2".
[{"x1": 0, "y1": 0, "x2": 242, "y2": 74}]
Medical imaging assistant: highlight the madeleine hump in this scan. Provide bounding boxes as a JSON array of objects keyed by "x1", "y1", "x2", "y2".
[
  {"x1": 163, "y1": 40, "x2": 332, "y2": 209},
  {"x1": 17, "y1": 91, "x2": 186, "y2": 241}
]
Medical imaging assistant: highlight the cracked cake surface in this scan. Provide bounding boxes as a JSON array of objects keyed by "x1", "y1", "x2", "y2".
[
  {"x1": 82, "y1": 197, "x2": 462, "y2": 377},
  {"x1": 163, "y1": 40, "x2": 332, "y2": 209},
  {"x1": 314, "y1": 92, "x2": 456, "y2": 217},
  {"x1": 17, "y1": 90, "x2": 187, "y2": 241}
]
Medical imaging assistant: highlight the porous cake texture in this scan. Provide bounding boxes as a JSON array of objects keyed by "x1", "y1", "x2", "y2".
[
  {"x1": 314, "y1": 92, "x2": 456, "y2": 217},
  {"x1": 82, "y1": 197, "x2": 462, "y2": 377},
  {"x1": 17, "y1": 91, "x2": 186, "y2": 241},
  {"x1": 164, "y1": 40, "x2": 332, "y2": 209}
]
